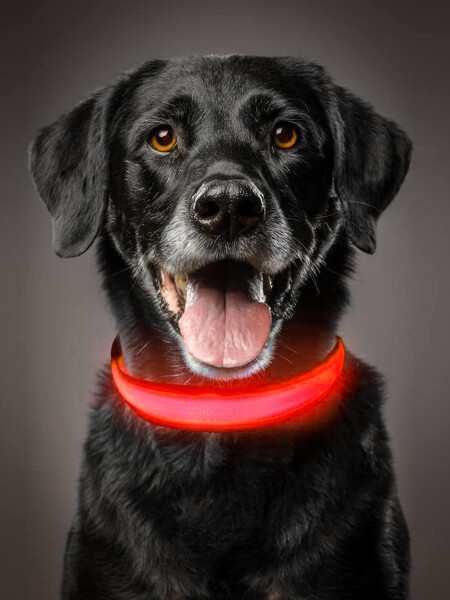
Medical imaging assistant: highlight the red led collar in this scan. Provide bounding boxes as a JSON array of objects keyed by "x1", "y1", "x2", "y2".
[{"x1": 111, "y1": 336, "x2": 345, "y2": 432}]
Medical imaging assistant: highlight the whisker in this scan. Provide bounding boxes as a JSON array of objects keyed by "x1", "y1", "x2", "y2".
[
  {"x1": 309, "y1": 212, "x2": 341, "y2": 222},
  {"x1": 277, "y1": 340, "x2": 299, "y2": 355},
  {"x1": 135, "y1": 341, "x2": 150, "y2": 356},
  {"x1": 347, "y1": 200, "x2": 381, "y2": 214},
  {"x1": 111, "y1": 264, "x2": 134, "y2": 277},
  {"x1": 324, "y1": 265, "x2": 343, "y2": 277},
  {"x1": 275, "y1": 352, "x2": 293, "y2": 365}
]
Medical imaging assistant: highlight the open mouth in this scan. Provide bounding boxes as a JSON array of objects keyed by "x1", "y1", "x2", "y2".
[{"x1": 154, "y1": 260, "x2": 294, "y2": 376}]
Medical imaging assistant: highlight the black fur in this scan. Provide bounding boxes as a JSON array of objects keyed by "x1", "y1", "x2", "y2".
[{"x1": 29, "y1": 55, "x2": 412, "y2": 599}]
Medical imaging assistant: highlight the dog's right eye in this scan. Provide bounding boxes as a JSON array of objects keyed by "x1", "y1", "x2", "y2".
[
  {"x1": 272, "y1": 123, "x2": 298, "y2": 150},
  {"x1": 148, "y1": 126, "x2": 177, "y2": 152}
]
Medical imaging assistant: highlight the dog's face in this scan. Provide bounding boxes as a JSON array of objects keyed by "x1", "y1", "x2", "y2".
[{"x1": 30, "y1": 56, "x2": 412, "y2": 380}]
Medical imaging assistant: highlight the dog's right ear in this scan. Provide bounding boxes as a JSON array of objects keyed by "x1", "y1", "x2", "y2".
[
  {"x1": 29, "y1": 85, "x2": 116, "y2": 257},
  {"x1": 328, "y1": 86, "x2": 412, "y2": 254}
]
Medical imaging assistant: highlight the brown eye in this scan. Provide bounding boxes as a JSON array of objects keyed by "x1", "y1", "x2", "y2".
[
  {"x1": 149, "y1": 126, "x2": 177, "y2": 152},
  {"x1": 272, "y1": 123, "x2": 298, "y2": 149}
]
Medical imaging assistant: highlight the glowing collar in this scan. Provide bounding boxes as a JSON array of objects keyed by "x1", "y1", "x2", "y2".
[{"x1": 111, "y1": 336, "x2": 345, "y2": 432}]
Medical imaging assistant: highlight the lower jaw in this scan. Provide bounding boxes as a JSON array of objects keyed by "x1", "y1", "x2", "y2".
[
  {"x1": 176, "y1": 320, "x2": 282, "y2": 381},
  {"x1": 117, "y1": 317, "x2": 337, "y2": 390}
]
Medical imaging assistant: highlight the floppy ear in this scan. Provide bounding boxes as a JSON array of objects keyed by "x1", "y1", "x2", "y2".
[
  {"x1": 28, "y1": 86, "x2": 115, "y2": 257},
  {"x1": 331, "y1": 86, "x2": 412, "y2": 254}
]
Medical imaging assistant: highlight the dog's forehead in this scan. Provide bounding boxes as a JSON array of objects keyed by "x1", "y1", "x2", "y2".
[{"x1": 132, "y1": 55, "x2": 324, "y2": 117}]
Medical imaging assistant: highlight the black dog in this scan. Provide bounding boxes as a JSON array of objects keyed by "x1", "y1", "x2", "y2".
[{"x1": 29, "y1": 55, "x2": 412, "y2": 599}]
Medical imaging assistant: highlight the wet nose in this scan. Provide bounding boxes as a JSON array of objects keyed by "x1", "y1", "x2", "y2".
[{"x1": 192, "y1": 179, "x2": 265, "y2": 240}]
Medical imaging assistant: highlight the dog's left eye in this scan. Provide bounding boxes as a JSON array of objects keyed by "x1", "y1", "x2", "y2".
[
  {"x1": 148, "y1": 126, "x2": 177, "y2": 152},
  {"x1": 272, "y1": 123, "x2": 298, "y2": 149}
]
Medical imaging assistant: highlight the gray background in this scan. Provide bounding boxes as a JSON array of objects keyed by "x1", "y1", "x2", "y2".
[{"x1": 2, "y1": 1, "x2": 449, "y2": 598}]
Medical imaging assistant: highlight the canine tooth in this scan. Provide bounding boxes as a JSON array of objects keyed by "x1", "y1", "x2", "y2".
[
  {"x1": 248, "y1": 271, "x2": 265, "y2": 303},
  {"x1": 174, "y1": 274, "x2": 187, "y2": 299},
  {"x1": 263, "y1": 274, "x2": 273, "y2": 298}
]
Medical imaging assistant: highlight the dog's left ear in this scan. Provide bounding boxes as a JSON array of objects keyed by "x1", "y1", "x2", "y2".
[
  {"x1": 28, "y1": 85, "x2": 117, "y2": 258},
  {"x1": 330, "y1": 86, "x2": 412, "y2": 254}
]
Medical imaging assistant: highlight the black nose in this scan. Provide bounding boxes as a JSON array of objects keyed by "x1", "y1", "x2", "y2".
[{"x1": 192, "y1": 180, "x2": 265, "y2": 240}]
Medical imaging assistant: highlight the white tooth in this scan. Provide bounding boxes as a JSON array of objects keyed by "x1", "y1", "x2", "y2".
[
  {"x1": 174, "y1": 274, "x2": 187, "y2": 299},
  {"x1": 185, "y1": 277, "x2": 199, "y2": 309},
  {"x1": 249, "y1": 272, "x2": 265, "y2": 302},
  {"x1": 159, "y1": 270, "x2": 182, "y2": 314},
  {"x1": 263, "y1": 274, "x2": 273, "y2": 299}
]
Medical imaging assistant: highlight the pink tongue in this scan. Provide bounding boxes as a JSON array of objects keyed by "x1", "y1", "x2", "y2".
[{"x1": 179, "y1": 264, "x2": 271, "y2": 368}]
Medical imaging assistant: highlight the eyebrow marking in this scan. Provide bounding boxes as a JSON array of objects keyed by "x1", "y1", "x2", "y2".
[
  {"x1": 237, "y1": 90, "x2": 314, "y2": 128},
  {"x1": 152, "y1": 94, "x2": 203, "y2": 125},
  {"x1": 238, "y1": 92, "x2": 289, "y2": 122}
]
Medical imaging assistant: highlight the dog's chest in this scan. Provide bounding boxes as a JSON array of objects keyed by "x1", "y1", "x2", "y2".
[
  {"x1": 174, "y1": 474, "x2": 269, "y2": 552},
  {"x1": 139, "y1": 436, "x2": 299, "y2": 565}
]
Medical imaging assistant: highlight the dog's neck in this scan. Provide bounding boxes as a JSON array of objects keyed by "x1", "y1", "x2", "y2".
[{"x1": 117, "y1": 318, "x2": 337, "y2": 386}]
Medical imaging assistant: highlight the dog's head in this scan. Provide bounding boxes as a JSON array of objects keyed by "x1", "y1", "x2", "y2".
[{"x1": 29, "y1": 56, "x2": 411, "y2": 380}]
